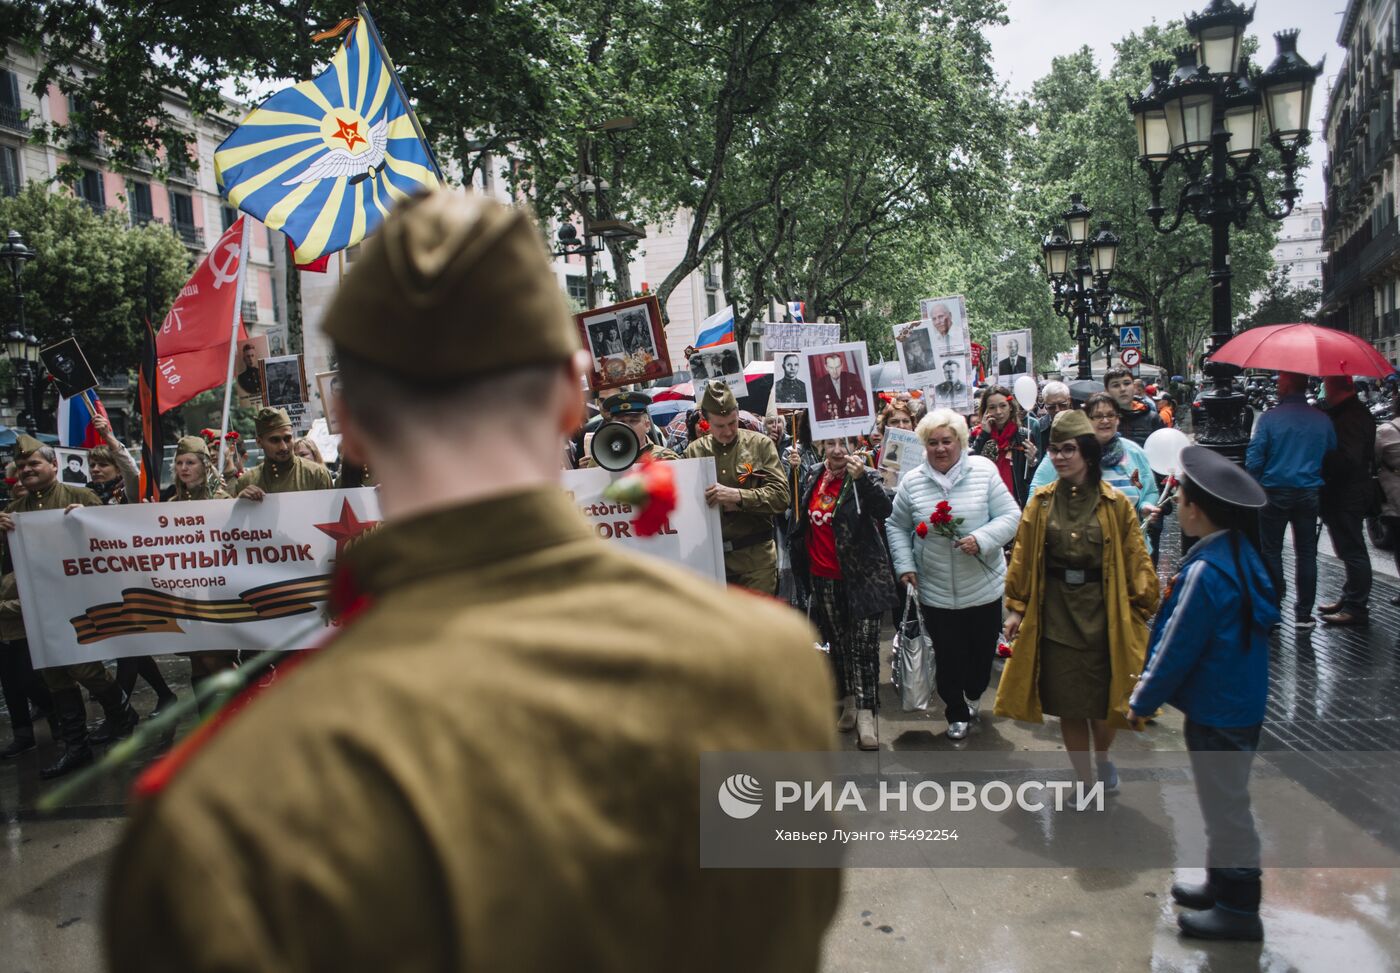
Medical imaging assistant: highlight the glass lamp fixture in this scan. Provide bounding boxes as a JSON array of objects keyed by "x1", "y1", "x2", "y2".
[
  {"x1": 1089, "y1": 223, "x2": 1121, "y2": 277},
  {"x1": 1161, "y1": 47, "x2": 1217, "y2": 159},
  {"x1": 1186, "y1": 0, "x2": 1254, "y2": 77},
  {"x1": 1063, "y1": 194, "x2": 1093, "y2": 244},
  {"x1": 1258, "y1": 30, "x2": 1324, "y2": 149}
]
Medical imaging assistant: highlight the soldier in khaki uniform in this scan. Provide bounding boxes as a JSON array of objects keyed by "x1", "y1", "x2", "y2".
[
  {"x1": 684, "y1": 381, "x2": 790, "y2": 592},
  {"x1": 104, "y1": 190, "x2": 839, "y2": 972},
  {"x1": 234, "y1": 407, "x2": 334, "y2": 498},
  {"x1": 0, "y1": 436, "x2": 137, "y2": 778},
  {"x1": 579, "y1": 390, "x2": 680, "y2": 469}
]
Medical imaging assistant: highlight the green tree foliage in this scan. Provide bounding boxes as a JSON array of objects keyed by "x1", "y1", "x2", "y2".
[
  {"x1": 716, "y1": 0, "x2": 1013, "y2": 352},
  {"x1": 1239, "y1": 266, "x2": 1321, "y2": 329},
  {"x1": 0, "y1": 185, "x2": 192, "y2": 376},
  {"x1": 1016, "y1": 27, "x2": 1284, "y2": 377}
]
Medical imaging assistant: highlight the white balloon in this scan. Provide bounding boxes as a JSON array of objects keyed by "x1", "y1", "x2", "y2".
[
  {"x1": 1143, "y1": 427, "x2": 1191, "y2": 476},
  {"x1": 1013, "y1": 375, "x2": 1039, "y2": 412}
]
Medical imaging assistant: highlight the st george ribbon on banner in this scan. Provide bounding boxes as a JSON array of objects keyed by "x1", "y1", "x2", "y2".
[
  {"x1": 155, "y1": 216, "x2": 250, "y2": 410},
  {"x1": 14, "y1": 461, "x2": 725, "y2": 668}
]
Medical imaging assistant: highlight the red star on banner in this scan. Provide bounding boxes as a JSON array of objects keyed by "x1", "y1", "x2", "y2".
[
  {"x1": 315, "y1": 499, "x2": 380, "y2": 559},
  {"x1": 331, "y1": 116, "x2": 365, "y2": 150}
]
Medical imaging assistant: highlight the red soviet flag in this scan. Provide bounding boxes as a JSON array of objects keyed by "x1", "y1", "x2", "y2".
[{"x1": 156, "y1": 216, "x2": 249, "y2": 411}]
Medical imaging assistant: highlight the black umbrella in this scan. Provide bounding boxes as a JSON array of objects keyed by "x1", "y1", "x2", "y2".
[{"x1": 1067, "y1": 379, "x2": 1100, "y2": 403}]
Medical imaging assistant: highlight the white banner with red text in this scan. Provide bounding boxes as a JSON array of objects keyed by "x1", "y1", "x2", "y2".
[
  {"x1": 562, "y1": 458, "x2": 726, "y2": 585},
  {"x1": 14, "y1": 463, "x2": 726, "y2": 668}
]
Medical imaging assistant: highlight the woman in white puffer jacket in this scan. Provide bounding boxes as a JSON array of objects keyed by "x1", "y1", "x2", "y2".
[{"x1": 887, "y1": 409, "x2": 1021, "y2": 739}]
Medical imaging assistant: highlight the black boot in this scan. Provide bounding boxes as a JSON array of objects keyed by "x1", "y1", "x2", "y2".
[
  {"x1": 89, "y1": 685, "x2": 139, "y2": 744},
  {"x1": 1, "y1": 730, "x2": 35, "y2": 758},
  {"x1": 39, "y1": 744, "x2": 93, "y2": 779},
  {"x1": 1178, "y1": 871, "x2": 1262, "y2": 941},
  {"x1": 1170, "y1": 880, "x2": 1215, "y2": 911}
]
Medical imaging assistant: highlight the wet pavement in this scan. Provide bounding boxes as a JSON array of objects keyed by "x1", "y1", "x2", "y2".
[{"x1": 2, "y1": 520, "x2": 1399, "y2": 971}]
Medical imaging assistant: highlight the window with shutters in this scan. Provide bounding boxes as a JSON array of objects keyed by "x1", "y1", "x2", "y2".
[
  {"x1": 0, "y1": 71, "x2": 25, "y2": 133},
  {"x1": 74, "y1": 168, "x2": 104, "y2": 212},
  {"x1": 0, "y1": 144, "x2": 19, "y2": 197},
  {"x1": 127, "y1": 180, "x2": 154, "y2": 224}
]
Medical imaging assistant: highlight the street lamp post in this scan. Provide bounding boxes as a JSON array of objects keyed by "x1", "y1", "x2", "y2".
[
  {"x1": 0, "y1": 230, "x2": 38, "y2": 434},
  {"x1": 1127, "y1": 0, "x2": 1322, "y2": 460},
  {"x1": 1041, "y1": 195, "x2": 1121, "y2": 380},
  {"x1": 553, "y1": 221, "x2": 605, "y2": 308}
]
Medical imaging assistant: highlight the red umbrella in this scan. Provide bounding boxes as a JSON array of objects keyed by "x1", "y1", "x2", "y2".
[
  {"x1": 651, "y1": 382, "x2": 694, "y2": 402},
  {"x1": 1210, "y1": 324, "x2": 1396, "y2": 378}
]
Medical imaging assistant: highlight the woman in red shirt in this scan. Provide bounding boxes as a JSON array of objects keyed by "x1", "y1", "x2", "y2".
[{"x1": 789, "y1": 438, "x2": 898, "y2": 749}]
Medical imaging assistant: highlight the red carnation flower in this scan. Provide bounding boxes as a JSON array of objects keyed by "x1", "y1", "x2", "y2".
[
  {"x1": 698, "y1": 419, "x2": 710, "y2": 433},
  {"x1": 915, "y1": 521, "x2": 929, "y2": 538},
  {"x1": 935, "y1": 500, "x2": 952, "y2": 514}
]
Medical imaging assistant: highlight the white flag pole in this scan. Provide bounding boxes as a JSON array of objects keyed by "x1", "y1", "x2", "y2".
[{"x1": 216, "y1": 217, "x2": 252, "y2": 478}]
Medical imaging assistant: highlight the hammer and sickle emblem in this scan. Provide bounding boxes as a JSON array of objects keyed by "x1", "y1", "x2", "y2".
[{"x1": 210, "y1": 242, "x2": 241, "y2": 290}]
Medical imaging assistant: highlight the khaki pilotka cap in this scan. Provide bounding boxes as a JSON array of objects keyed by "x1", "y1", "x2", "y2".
[
  {"x1": 14, "y1": 434, "x2": 44, "y2": 457},
  {"x1": 254, "y1": 407, "x2": 293, "y2": 437},
  {"x1": 699, "y1": 380, "x2": 738, "y2": 415},
  {"x1": 175, "y1": 435, "x2": 210, "y2": 457},
  {"x1": 322, "y1": 190, "x2": 579, "y2": 379},
  {"x1": 1049, "y1": 408, "x2": 1094, "y2": 442}
]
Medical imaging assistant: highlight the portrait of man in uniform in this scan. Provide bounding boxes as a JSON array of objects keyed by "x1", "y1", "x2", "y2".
[
  {"x1": 934, "y1": 355, "x2": 969, "y2": 408},
  {"x1": 587, "y1": 322, "x2": 623, "y2": 358},
  {"x1": 617, "y1": 308, "x2": 654, "y2": 356},
  {"x1": 804, "y1": 342, "x2": 874, "y2": 440},
  {"x1": 893, "y1": 319, "x2": 939, "y2": 388},
  {"x1": 903, "y1": 327, "x2": 935, "y2": 375},
  {"x1": 773, "y1": 353, "x2": 807, "y2": 408},
  {"x1": 261, "y1": 355, "x2": 306, "y2": 408},
  {"x1": 809, "y1": 353, "x2": 869, "y2": 422},
  {"x1": 236, "y1": 335, "x2": 270, "y2": 407}
]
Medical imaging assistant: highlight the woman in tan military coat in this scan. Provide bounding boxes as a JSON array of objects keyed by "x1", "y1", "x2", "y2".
[{"x1": 994, "y1": 410, "x2": 1159, "y2": 792}]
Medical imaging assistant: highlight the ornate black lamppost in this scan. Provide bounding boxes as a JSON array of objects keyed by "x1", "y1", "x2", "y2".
[
  {"x1": 0, "y1": 230, "x2": 40, "y2": 434},
  {"x1": 1041, "y1": 194, "x2": 1121, "y2": 380},
  {"x1": 1127, "y1": 0, "x2": 1323, "y2": 459}
]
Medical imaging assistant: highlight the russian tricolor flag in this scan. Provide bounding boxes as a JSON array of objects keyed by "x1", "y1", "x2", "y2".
[
  {"x1": 57, "y1": 391, "x2": 108, "y2": 448},
  {"x1": 786, "y1": 301, "x2": 805, "y2": 323},
  {"x1": 694, "y1": 304, "x2": 736, "y2": 349}
]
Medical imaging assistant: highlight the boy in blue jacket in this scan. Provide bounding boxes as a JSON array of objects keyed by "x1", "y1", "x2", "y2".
[{"x1": 1129, "y1": 446, "x2": 1279, "y2": 943}]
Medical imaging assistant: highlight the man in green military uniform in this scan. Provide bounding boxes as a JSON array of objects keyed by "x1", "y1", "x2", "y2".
[
  {"x1": 0, "y1": 436, "x2": 137, "y2": 778},
  {"x1": 683, "y1": 380, "x2": 790, "y2": 592},
  {"x1": 235, "y1": 407, "x2": 334, "y2": 498},
  {"x1": 579, "y1": 389, "x2": 679, "y2": 469},
  {"x1": 105, "y1": 190, "x2": 838, "y2": 972}
]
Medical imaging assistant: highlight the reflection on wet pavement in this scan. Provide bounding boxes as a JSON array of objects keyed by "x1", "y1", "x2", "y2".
[{"x1": 1, "y1": 526, "x2": 1398, "y2": 971}]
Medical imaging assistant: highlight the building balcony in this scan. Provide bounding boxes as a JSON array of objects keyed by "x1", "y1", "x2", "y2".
[
  {"x1": 0, "y1": 104, "x2": 27, "y2": 134},
  {"x1": 172, "y1": 221, "x2": 203, "y2": 248},
  {"x1": 1381, "y1": 309, "x2": 1400, "y2": 339},
  {"x1": 1325, "y1": 219, "x2": 1400, "y2": 309},
  {"x1": 167, "y1": 161, "x2": 196, "y2": 186}
]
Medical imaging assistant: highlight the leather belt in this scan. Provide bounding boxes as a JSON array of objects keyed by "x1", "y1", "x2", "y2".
[
  {"x1": 723, "y1": 532, "x2": 772, "y2": 554},
  {"x1": 1048, "y1": 566, "x2": 1102, "y2": 585}
]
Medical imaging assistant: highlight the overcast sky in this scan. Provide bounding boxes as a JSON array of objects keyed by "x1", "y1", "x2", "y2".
[{"x1": 986, "y1": 0, "x2": 1347, "y2": 206}]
